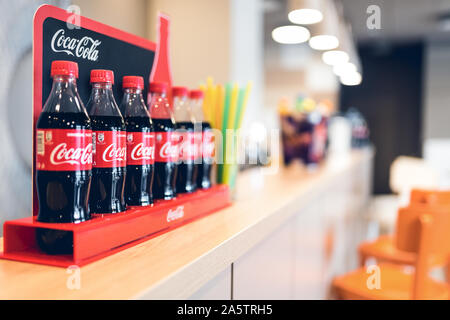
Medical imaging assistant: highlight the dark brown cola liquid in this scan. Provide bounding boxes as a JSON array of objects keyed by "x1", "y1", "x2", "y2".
[
  {"x1": 153, "y1": 118, "x2": 177, "y2": 200},
  {"x1": 196, "y1": 122, "x2": 213, "y2": 189},
  {"x1": 125, "y1": 116, "x2": 155, "y2": 206},
  {"x1": 89, "y1": 115, "x2": 126, "y2": 214},
  {"x1": 176, "y1": 121, "x2": 197, "y2": 194},
  {"x1": 36, "y1": 112, "x2": 92, "y2": 255}
]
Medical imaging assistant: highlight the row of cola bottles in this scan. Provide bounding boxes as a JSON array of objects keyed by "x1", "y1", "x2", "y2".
[{"x1": 35, "y1": 60, "x2": 214, "y2": 254}]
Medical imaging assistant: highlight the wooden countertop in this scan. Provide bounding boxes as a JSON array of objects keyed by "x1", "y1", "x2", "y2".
[{"x1": 0, "y1": 149, "x2": 373, "y2": 299}]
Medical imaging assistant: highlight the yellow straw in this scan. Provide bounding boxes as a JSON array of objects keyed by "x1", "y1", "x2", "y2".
[
  {"x1": 216, "y1": 85, "x2": 225, "y2": 131},
  {"x1": 211, "y1": 86, "x2": 218, "y2": 128},
  {"x1": 227, "y1": 83, "x2": 239, "y2": 130},
  {"x1": 199, "y1": 84, "x2": 210, "y2": 123},
  {"x1": 207, "y1": 82, "x2": 216, "y2": 128},
  {"x1": 206, "y1": 77, "x2": 214, "y2": 89},
  {"x1": 237, "y1": 82, "x2": 252, "y2": 129}
]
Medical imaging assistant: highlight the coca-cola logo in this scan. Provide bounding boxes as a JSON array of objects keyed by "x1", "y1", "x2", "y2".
[
  {"x1": 160, "y1": 141, "x2": 177, "y2": 159},
  {"x1": 50, "y1": 143, "x2": 93, "y2": 166},
  {"x1": 203, "y1": 132, "x2": 215, "y2": 158},
  {"x1": 51, "y1": 29, "x2": 101, "y2": 62},
  {"x1": 102, "y1": 143, "x2": 126, "y2": 162},
  {"x1": 131, "y1": 143, "x2": 155, "y2": 161},
  {"x1": 178, "y1": 135, "x2": 195, "y2": 158},
  {"x1": 179, "y1": 143, "x2": 195, "y2": 156},
  {"x1": 167, "y1": 206, "x2": 184, "y2": 222}
]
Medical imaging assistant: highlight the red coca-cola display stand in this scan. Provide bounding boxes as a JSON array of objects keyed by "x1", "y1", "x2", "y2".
[{"x1": 0, "y1": 5, "x2": 230, "y2": 267}]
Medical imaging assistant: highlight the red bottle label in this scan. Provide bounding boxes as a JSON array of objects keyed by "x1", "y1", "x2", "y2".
[
  {"x1": 177, "y1": 131, "x2": 196, "y2": 161},
  {"x1": 93, "y1": 131, "x2": 127, "y2": 168},
  {"x1": 155, "y1": 131, "x2": 178, "y2": 162},
  {"x1": 203, "y1": 130, "x2": 215, "y2": 159},
  {"x1": 126, "y1": 132, "x2": 155, "y2": 165},
  {"x1": 36, "y1": 129, "x2": 93, "y2": 171}
]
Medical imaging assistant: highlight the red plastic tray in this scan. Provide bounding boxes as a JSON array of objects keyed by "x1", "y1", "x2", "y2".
[{"x1": 0, "y1": 185, "x2": 230, "y2": 267}]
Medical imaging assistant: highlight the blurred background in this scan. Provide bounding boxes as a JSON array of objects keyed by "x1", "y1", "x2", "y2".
[{"x1": 2, "y1": 0, "x2": 450, "y2": 235}]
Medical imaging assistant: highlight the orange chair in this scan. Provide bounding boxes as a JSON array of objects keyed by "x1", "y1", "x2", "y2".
[
  {"x1": 359, "y1": 190, "x2": 450, "y2": 269},
  {"x1": 333, "y1": 207, "x2": 450, "y2": 299},
  {"x1": 410, "y1": 189, "x2": 450, "y2": 205}
]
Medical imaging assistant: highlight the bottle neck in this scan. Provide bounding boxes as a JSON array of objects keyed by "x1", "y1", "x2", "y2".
[
  {"x1": 124, "y1": 87, "x2": 143, "y2": 95},
  {"x1": 51, "y1": 75, "x2": 78, "y2": 99},
  {"x1": 43, "y1": 75, "x2": 85, "y2": 114},
  {"x1": 90, "y1": 82, "x2": 115, "y2": 97},
  {"x1": 149, "y1": 91, "x2": 173, "y2": 120},
  {"x1": 173, "y1": 96, "x2": 192, "y2": 123},
  {"x1": 122, "y1": 88, "x2": 149, "y2": 118},
  {"x1": 190, "y1": 98, "x2": 205, "y2": 123},
  {"x1": 87, "y1": 82, "x2": 122, "y2": 117},
  {"x1": 123, "y1": 88, "x2": 144, "y2": 102},
  {"x1": 52, "y1": 74, "x2": 77, "y2": 87}
]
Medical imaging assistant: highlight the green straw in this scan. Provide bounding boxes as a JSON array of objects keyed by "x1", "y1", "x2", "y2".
[
  {"x1": 234, "y1": 88, "x2": 246, "y2": 130},
  {"x1": 227, "y1": 88, "x2": 246, "y2": 189},
  {"x1": 219, "y1": 83, "x2": 232, "y2": 183}
]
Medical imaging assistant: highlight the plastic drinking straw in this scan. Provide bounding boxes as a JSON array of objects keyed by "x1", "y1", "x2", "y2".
[
  {"x1": 199, "y1": 84, "x2": 210, "y2": 123},
  {"x1": 221, "y1": 83, "x2": 233, "y2": 136},
  {"x1": 227, "y1": 83, "x2": 239, "y2": 131},
  {"x1": 223, "y1": 84, "x2": 239, "y2": 185},
  {"x1": 212, "y1": 86, "x2": 218, "y2": 128},
  {"x1": 234, "y1": 87, "x2": 246, "y2": 130},
  {"x1": 227, "y1": 88, "x2": 245, "y2": 188},
  {"x1": 237, "y1": 82, "x2": 252, "y2": 129},
  {"x1": 218, "y1": 83, "x2": 232, "y2": 183},
  {"x1": 229, "y1": 82, "x2": 252, "y2": 188},
  {"x1": 208, "y1": 86, "x2": 217, "y2": 128},
  {"x1": 206, "y1": 77, "x2": 216, "y2": 128},
  {"x1": 216, "y1": 85, "x2": 225, "y2": 130}
]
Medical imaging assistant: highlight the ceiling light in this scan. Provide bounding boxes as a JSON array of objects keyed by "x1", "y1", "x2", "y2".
[
  {"x1": 322, "y1": 50, "x2": 349, "y2": 66},
  {"x1": 340, "y1": 71, "x2": 362, "y2": 86},
  {"x1": 309, "y1": 35, "x2": 339, "y2": 50},
  {"x1": 333, "y1": 62, "x2": 357, "y2": 77},
  {"x1": 272, "y1": 25, "x2": 311, "y2": 44},
  {"x1": 288, "y1": 9, "x2": 323, "y2": 25}
]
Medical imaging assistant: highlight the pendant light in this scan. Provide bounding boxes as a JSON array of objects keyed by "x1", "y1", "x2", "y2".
[{"x1": 288, "y1": 0, "x2": 324, "y2": 25}]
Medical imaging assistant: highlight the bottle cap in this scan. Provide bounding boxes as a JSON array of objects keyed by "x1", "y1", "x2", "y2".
[
  {"x1": 122, "y1": 76, "x2": 144, "y2": 89},
  {"x1": 149, "y1": 82, "x2": 168, "y2": 93},
  {"x1": 90, "y1": 69, "x2": 114, "y2": 84},
  {"x1": 189, "y1": 89, "x2": 204, "y2": 99},
  {"x1": 172, "y1": 86, "x2": 188, "y2": 97},
  {"x1": 50, "y1": 60, "x2": 79, "y2": 78}
]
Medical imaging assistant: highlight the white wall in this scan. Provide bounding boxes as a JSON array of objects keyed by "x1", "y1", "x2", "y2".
[
  {"x1": 230, "y1": 0, "x2": 265, "y2": 128},
  {"x1": 73, "y1": 0, "x2": 148, "y2": 38},
  {"x1": 423, "y1": 41, "x2": 450, "y2": 140},
  {"x1": 74, "y1": 0, "x2": 265, "y2": 125},
  {"x1": 146, "y1": 0, "x2": 231, "y2": 89},
  {"x1": 422, "y1": 41, "x2": 450, "y2": 187}
]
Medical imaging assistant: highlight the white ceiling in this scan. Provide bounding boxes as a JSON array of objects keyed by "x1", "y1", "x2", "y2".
[
  {"x1": 340, "y1": 0, "x2": 450, "y2": 42},
  {"x1": 264, "y1": 0, "x2": 450, "y2": 43}
]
